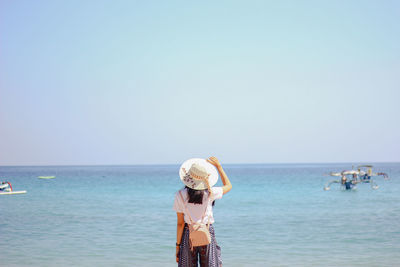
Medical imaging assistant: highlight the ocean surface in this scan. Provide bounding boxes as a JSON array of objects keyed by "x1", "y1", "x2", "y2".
[{"x1": 1, "y1": 163, "x2": 399, "y2": 267}]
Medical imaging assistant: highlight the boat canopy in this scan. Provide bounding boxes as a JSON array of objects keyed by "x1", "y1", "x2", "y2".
[
  {"x1": 342, "y1": 170, "x2": 359, "y2": 175},
  {"x1": 357, "y1": 165, "x2": 373, "y2": 168}
]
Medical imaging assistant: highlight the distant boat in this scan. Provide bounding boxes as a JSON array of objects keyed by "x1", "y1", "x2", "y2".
[
  {"x1": 323, "y1": 165, "x2": 388, "y2": 191},
  {"x1": 38, "y1": 176, "x2": 56, "y2": 179},
  {"x1": 0, "y1": 190, "x2": 27, "y2": 195},
  {"x1": 0, "y1": 181, "x2": 27, "y2": 195}
]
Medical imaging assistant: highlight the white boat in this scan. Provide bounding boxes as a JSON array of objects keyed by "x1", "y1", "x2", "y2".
[
  {"x1": 0, "y1": 190, "x2": 27, "y2": 195},
  {"x1": 0, "y1": 181, "x2": 27, "y2": 195},
  {"x1": 324, "y1": 165, "x2": 387, "y2": 191}
]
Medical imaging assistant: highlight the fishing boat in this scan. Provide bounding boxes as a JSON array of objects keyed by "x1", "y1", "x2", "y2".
[{"x1": 323, "y1": 165, "x2": 388, "y2": 191}]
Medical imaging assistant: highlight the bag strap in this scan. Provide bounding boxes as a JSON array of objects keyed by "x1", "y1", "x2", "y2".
[{"x1": 179, "y1": 189, "x2": 212, "y2": 226}]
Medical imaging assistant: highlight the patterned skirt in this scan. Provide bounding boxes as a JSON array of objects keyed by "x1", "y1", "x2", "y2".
[{"x1": 178, "y1": 224, "x2": 222, "y2": 267}]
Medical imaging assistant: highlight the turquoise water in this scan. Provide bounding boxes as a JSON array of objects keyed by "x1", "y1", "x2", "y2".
[{"x1": 1, "y1": 163, "x2": 399, "y2": 267}]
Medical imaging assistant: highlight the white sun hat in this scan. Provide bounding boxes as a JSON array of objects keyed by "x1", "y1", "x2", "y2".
[{"x1": 179, "y1": 158, "x2": 219, "y2": 190}]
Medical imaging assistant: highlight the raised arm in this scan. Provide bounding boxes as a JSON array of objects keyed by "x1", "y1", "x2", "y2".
[{"x1": 207, "y1": 156, "x2": 232, "y2": 195}]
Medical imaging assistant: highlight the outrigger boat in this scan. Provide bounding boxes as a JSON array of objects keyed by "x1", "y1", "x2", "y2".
[
  {"x1": 0, "y1": 181, "x2": 27, "y2": 195},
  {"x1": 324, "y1": 165, "x2": 389, "y2": 191}
]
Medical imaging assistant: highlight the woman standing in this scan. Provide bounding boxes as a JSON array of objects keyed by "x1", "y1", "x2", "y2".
[{"x1": 173, "y1": 156, "x2": 232, "y2": 267}]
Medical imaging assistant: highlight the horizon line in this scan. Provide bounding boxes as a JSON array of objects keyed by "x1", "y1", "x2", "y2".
[{"x1": 1, "y1": 160, "x2": 399, "y2": 168}]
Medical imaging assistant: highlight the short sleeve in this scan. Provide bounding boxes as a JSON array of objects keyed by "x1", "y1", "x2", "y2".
[
  {"x1": 211, "y1": 187, "x2": 223, "y2": 200},
  {"x1": 173, "y1": 191, "x2": 184, "y2": 213}
]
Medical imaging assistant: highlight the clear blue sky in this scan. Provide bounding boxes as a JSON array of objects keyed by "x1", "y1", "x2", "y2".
[{"x1": 1, "y1": 0, "x2": 399, "y2": 165}]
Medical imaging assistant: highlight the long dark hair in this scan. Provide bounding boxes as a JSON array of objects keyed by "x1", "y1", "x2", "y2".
[{"x1": 185, "y1": 186, "x2": 215, "y2": 206}]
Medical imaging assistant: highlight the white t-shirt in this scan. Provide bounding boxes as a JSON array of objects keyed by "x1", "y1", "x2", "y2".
[{"x1": 173, "y1": 187, "x2": 223, "y2": 224}]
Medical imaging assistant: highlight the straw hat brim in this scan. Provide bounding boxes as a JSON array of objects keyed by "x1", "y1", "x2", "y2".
[{"x1": 179, "y1": 158, "x2": 219, "y2": 190}]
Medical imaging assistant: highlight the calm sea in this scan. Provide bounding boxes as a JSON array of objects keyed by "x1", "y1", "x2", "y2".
[{"x1": 1, "y1": 163, "x2": 399, "y2": 267}]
